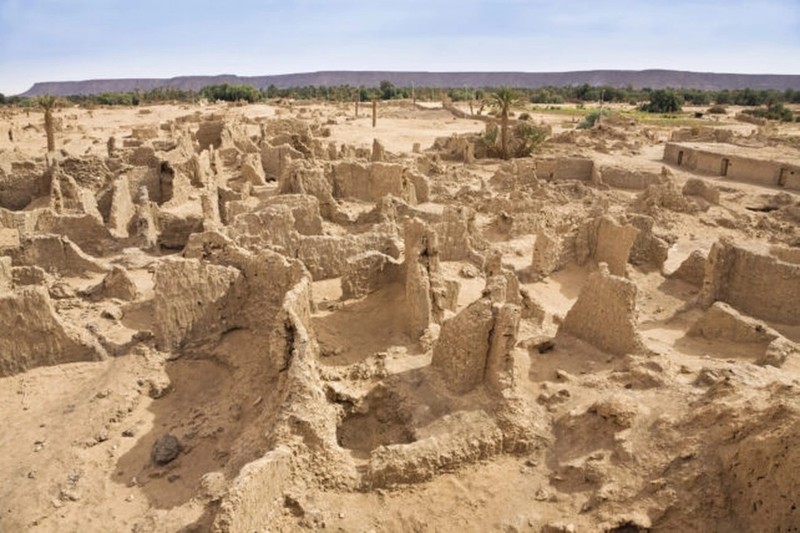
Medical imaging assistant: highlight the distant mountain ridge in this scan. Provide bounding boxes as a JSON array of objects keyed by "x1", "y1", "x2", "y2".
[{"x1": 20, "y1": 69, "x2": 800, "y2": 97}]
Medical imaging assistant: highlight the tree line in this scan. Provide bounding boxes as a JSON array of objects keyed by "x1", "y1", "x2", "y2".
[{"x1": 2, "y1": 82, "x2": 798, "y2": 121}]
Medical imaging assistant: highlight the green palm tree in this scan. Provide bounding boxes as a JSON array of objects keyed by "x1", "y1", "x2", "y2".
[{"x1": 490, "y1": 87, "x2": 519, "y2": 159}]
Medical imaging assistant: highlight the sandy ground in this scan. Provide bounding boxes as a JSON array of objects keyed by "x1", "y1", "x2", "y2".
[{"x1": 1, "y1": 98, "x2": 800, "y2": 532}]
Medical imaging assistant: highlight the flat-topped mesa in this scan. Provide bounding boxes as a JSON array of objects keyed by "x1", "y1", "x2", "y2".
[
  {"x1": 557, "y1": 263, "x2": 645, "y2": 356},
  {"x1": 699, "y1": 238, "x2": 800, "y2": 325}
]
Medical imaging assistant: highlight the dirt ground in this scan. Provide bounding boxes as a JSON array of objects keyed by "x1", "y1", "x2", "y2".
[{"x1": 1, "y1": 98, "x2": 799, "y2": 532}]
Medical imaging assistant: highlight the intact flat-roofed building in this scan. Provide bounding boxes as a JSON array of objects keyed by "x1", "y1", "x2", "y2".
[{"x1": 663, "y1": 142, "x2": 800, "y2": 190}]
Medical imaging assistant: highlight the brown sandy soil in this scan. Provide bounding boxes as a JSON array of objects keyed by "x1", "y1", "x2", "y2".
[{"x1": 1, "y1": 98, "x2": 800, "y2": 533}]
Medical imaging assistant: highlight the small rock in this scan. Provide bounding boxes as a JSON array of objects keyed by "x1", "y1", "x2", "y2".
[
  {"x1": 459, "y1": 264, "x2": 480, "y2": 278},
  {"x1": 535, "y1": 339, "x2": 556, "y2": 354},
  {"x1": 151, "y1": 434, "x2": 181, "y2": 465},
  {"x1": 49, "y1": 282, "x2": 75, "y2": 299},
  {"x1": 101, "y1": 306, "x2": 123, "y2": 320},
  {"x1": 60, "y1": 487, "x2": 81, "y2": 502}
]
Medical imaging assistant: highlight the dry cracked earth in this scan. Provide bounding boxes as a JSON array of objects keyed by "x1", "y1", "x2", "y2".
[{"x1": 1, "y1": 99, "x2": 800, "y2": 532}]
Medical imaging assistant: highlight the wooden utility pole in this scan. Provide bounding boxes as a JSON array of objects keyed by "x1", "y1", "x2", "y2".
[
  {"x1": 372, "y1": 99, "x2": 377, "y2": 128},
  {"x1": 355, "y1": 94, "x2": 359, "y2": 117}
]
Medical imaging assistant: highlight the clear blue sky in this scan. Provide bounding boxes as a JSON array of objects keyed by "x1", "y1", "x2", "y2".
[{"x1": 1, "y1": 0, "x2": 798, "y2": 95}]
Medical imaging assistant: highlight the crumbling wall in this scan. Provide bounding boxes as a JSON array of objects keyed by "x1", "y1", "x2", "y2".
[
  {"x1": 592, "y1": 217, "x2": 640, "y2": 277},
  {"x1": 627, "y1": 214, "x2": 670, "y2": 272},
  {"x1": 431, "y1": 297, "x2": 495, "y2": 394},
  {"x1": 367, "y1": 411, "x2": 505, "y2": 488},
  {"x1": 632, "y1": 182, "x2": 700, "y2": 215},
  {"x1": 0, "y1": 161, "x2": 48, "y2": 210},
  {"x1": 0, "y1": 286, "x2": 106, "y2": 376},
  {"x1": 682, "y1": 178, "x2": 720, "y2": 205},
  {"x1": 0, "y1": 256, "x2": 11, "y2": 292},
  {"x1": 770, "y1": 245, "x2": 800, "y2": 265},
  {"x1": 436, "y1": 206, "x2": 479, "y2": 262},
  {"x1": 668, "y1": 250, "x2": 706, "y2": 286},
  {"x1": 530, "y1": 216, "x2": 638, "y2": 279},
  {"x1": 279, "y1": 161, "x2": 339, "y2": 220},
  {"x1": 294, "y1": 232, "x2": 402, "y2": 280},
  {"x1": 107, "y1": 175, "x2": 135, "y2": 238},
  {"x1": 263, "y1": 195, "x2": 323, "y2": 236},
  {"x1": 331, "y1": 162, "x2": 426, "y2": 205},
  {"x1": 403, "y1": 219, "x2": 448, "y2": 339},
  {"x1": 573, "y1": 216, "x2": 639, "y2": 275},
  {"x1": 600, "y1": 166, "x2": 664, "y2": 190},
  {"x1": 34, "y1": 212, "x2": 115, "y2": 257},
  {"x1": 688, "y1": 302, "x2": 789, "y2": 349},
  {"x1": 9, "y1": 235, "x2": 108, "y2": 276},
  {"x1": 79, "y1": 266, "x2": 140, "y2": 302},
  {"x1": 261, "y1": 143, "x2": 304, "y2": 181},
  {"x1": 720, "y1": 407, "x2": 800, "y2": 532},
  {"x1": 196, "y1": 120, "x2": 224, "y2": 151},
  {"x1": 669, "y1": 127, "x2": 733, "y2": 143},
  {"x1": 530, "y1": 229, "x2": 573, "y2": 280},
  {"x1": 231, "y1": 205, "x2": 298, "y2": 252},
  {"x1": 156, "y1": 207, "x2": 204, "y2": 250},
  {"x1": 558, "y1": 264, "x2": 644, "y2": 356},
  {"x1": 536, "y1": 157, "x2": 594, "y2": 182},
  {"x1": 699, "y1": 239, "x2": 800, "y2": 325},
  {"x1": 431, "y1": 294, "x2": 521, "y2": 395},
  {"x1": 212, "y1": 447, "x2": 293, "y2": 533},
  {"x1": 488, "y1": 159, "x2": 540, "y2": 191},
  {"x1": 341, "y1": 251, "x2": 402, "y2": 300},
  {"x1": 153, "y1": 258, "x2": 241, "y2": 350}
]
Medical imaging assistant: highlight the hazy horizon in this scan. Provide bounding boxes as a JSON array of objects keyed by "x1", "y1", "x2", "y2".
[{"x1": 2, "y1": 0, "x2": 799, "y2": 95}]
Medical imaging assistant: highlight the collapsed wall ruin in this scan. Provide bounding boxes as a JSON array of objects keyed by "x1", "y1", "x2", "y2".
[
  {"x1": 2, "y1": 101, "x2": 800, "y2": 533},
  {"x1": 558, "y1": 263, "x2": 644, "y2": 356},
  {"x1": 699, "y1": 238, "x2": 800, "y2": 325}
]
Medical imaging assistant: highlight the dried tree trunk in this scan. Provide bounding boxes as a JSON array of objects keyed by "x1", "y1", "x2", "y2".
[{"x1": 44, "y1": 107, "x2": 55, "y2": 152}]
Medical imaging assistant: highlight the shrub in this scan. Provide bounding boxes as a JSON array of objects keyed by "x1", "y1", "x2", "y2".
[
  {"x1": 577, "y1": 109, "x2": 610, "y2": 129},
  {"x1": 511, "y1": 122, "x2": 548, "y2": 157},
  {"x1": 640, "y1": 89, "x2": 683, "y2": 113},
  {"x1": 707, "y1": 105, "x2": 727, "y2": 114},
  {"x1": 200, "y1": 84, "x2": 261, "y2": 103},
  {"x1": 379, "y1": 80, "x2": 397, "y2": 100},
  {"x1": 518, "y1": 112, "x2": 531, "y2": 121},
  {"x1": 742, "y1": 102, "x2": 794, "y2": 122}
]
